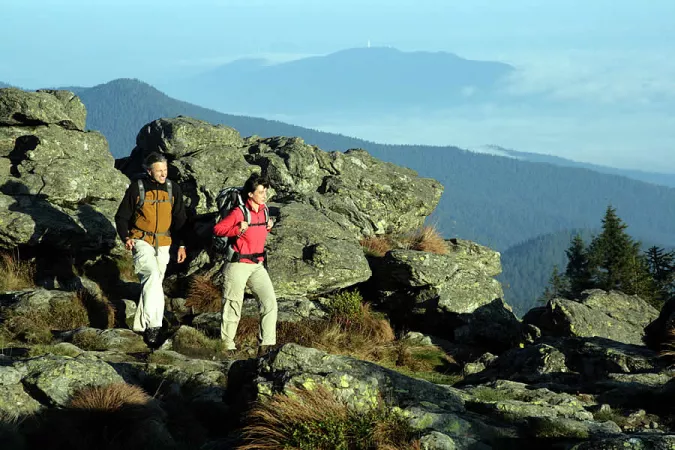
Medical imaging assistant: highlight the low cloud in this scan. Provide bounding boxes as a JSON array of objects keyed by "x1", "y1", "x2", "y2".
[{"x1": 500, "y1": 50, "x2": 675, "y2": 107}]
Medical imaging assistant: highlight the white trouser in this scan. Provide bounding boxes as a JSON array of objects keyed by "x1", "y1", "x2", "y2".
[
  {"x1": 132, "y1": 239, "x2": 170, "y2": 332},
  {"x1": 221, "y1": 262, "x2": 277, "y2": 350}
]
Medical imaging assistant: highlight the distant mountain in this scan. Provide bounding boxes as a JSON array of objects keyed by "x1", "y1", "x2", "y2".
[
  {"x1": 70, "y1": 78, "x2": 675, "y2": 257},
  {"x1": 478, "y1": 145, "x2": 675, "y2": 188},
  {"x1": 72, "y1": 78, "x2": 380, "y2": 159},
  {"x1": 160, "y1": 47, "x2": 514, "y2": 115},
  {"x1": 0, "y1": 82, "x2": 12, "y2": 88}
]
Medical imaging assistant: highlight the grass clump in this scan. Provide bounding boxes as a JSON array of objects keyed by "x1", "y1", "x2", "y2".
[
  {"x1": 360, "y1": 226, "x2": 449, "y2": 258},
  {"x1": 68, "y1": 383, "x2": 151, "y2": 410},
  {"x1": 469, "y1": 387, "x2": 515, "y2": 403},
  {"x1": 71, "y1": 329, "x2": 109, "y2": 351},
  {"x1": 239, "y1": 386, "x2": 420, "y2": 450},
  {"x1": 1, "y1": 295, "x2": 89, "y2": 344},
  {"x1": 360, "y1": 235, "x2": 393, "y2": 257},
  {"x1": 185, "y1": 275, "x2": 221, "y2": 313},
  {"x1": 404, "y1": 226, "x2": 449, "y2": 255},
  {"x1": 529, "y1": 417, "x2": 590, "y2": 439},
  {"x1": 171, "y1": 326, "x2": 229, "y2": 359},
  {"x1": 379, "y1": 341, "x2": 461, "y2": 385},
  {"x1": 21, "y1": 382, "x2": 172, "y2": 450},
  {"x1": 0, "y1": 252, "x2": 35, "y2": 291},
  {"x1": 218, "y1": 290, "x2": 458, "y2": 384},
  {"x1": 76, "y1": 289, "x2": 116, "y2": 329},
  {"x1": 0, "y1": 288, "x2": 115, "y2": 345},
  {"x1": 593, "y1": 407, "x2": 630, "y2": 428}
]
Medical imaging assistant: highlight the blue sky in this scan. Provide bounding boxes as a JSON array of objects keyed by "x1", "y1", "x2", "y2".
[
  {"x1": 1, "y1": 0, "x2": 674, "y2": 171},
  {"x1": 3, "y1": 0, "x2": 673, "y2": 87}
]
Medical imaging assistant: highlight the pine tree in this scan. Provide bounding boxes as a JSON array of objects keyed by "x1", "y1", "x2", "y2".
[
  {"x1": 587, "y1": 205, "x2": 653, "y2": 299},
  {"x1": 565, "y1": 234, "x2": 592, "y2": 298},
  {"x1": 646, "y1": 245, "x2": 675, "y2": 305},
  {"x1": 539, "y1": 265, "x2": 569, "y2": 304}
]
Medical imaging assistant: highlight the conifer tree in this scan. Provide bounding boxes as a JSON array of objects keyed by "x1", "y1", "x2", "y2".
[
  {"x1": 565, "y1": 234, "x2": 592, "y2": 298},
  {"x1": 646, "y1": 245, "x2": 675, "y2": 305},
  {"x1": 539, "y1": 265, "x2": 569, "y2": 304},
  {"x1": 587, "y1": 205, "x2": 653, "y2": 299}
]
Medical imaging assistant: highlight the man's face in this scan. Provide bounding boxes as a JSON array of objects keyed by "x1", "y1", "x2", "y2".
[{"x1": 147, "y1": 161, "x2": 168, "y2": 184}]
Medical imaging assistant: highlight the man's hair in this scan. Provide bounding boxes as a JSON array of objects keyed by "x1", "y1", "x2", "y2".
[
  {"x1": 242, "y1": 173, "x2": 270, "y2": 197},
  {"x1": 143, "y1": 152, "x2": 167, "y2": 170}
]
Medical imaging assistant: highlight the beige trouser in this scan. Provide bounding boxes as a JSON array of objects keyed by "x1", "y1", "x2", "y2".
[
  {"x1": 221, "y1": 262, "x2": 277, "y2": 350},
  {"x1": 132, "y1": 239, "x2": 170, "y2": 332}
]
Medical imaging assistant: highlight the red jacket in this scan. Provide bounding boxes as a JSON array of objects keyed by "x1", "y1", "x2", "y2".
[{"x1": 213, "y1": 199, "x2": 269, "y2": 264}]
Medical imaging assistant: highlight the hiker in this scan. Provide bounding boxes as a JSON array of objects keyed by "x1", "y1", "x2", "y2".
[
  {"x1": 214, "y1": 173, "x2": 277, "y2": 357},
  {"x1": 114, "y1": 152, "x2": 187, "y2": 345}
]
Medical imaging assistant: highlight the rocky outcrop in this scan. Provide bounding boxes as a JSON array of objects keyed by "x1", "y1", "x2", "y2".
[
  {"x1": 119, "y1": 116, "x2": 443, "y2": 298},
  {"x1": 0, "y1": 88, "x2": 127, "y2": 253},
  {"x1": 0, "y1": 88, "x2": 86, "y2": 131},
  {"x1": 524, "y1": 290, "x2": 658, "y2": 346},
  {"x1": 234, "y1": 343, "x2": 515, "y2": 448},
  {"x1": 368, "y1": 239, "x2": 517, "y2": 352},
  {"x1": 120, "y1": 117, "x2": 442, "y2": 236},
  {"x1": 462, "y1": 335, "x2": 665, "y2": 388}
]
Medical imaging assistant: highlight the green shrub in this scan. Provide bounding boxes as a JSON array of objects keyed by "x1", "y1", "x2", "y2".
[{"x1": 327, "y1": 290, "x2": 364, "y2": 323}]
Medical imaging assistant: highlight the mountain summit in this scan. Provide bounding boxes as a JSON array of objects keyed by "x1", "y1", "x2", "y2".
[{"x1": 162, "y1": 47, "x2": 514, "y2": 114}]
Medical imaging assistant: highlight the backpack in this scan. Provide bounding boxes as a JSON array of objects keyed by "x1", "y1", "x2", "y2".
[
  {"x1": 213, "y1": 187, "x2": 269, "y2": 262},
  {"x1": 136, "y1": 178, "x2": 173, "y2": 209}
]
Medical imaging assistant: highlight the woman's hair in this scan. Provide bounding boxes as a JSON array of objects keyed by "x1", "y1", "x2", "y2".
[
  {"x1": 242, "y1": 173, "x2": 270, "y2": 197},
  {"x1": 143, "y1": 152, "x2": 167, "y2": 169}
]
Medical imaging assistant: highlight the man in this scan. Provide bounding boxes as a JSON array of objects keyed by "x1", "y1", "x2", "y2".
[
  {"x1": 213, "y1": 173, "x2": 277, "y2": 357},
  {"x1": 115, "y1": 152, "x2": 187, "y2": 345}
]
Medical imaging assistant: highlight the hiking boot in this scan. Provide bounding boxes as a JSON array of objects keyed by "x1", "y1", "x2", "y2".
[
  {"x1": 257, "y1": 345, "x2": 272, "y2": 358},
  {"x1": 144, "y1": 327, "x2": 161, "y2": 346}
]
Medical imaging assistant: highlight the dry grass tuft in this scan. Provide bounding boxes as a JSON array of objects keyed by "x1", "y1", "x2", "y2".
[
  {"x1": 76, "y1": 289, "x2": 116, "y2": 329},
  {"x1": 25, "y1": 382, "x2": 173, "y2": 450},
  {"x1": 239, "y1": 385, "x2": 419, "y2": 450},
  {"x1": 405, "y1": 226, "x2": 449, "y2": 255},
  {"x1": 68, "y1": 383, "x2": 151, "y2": 411},
  {"x1": 361, "y1": 226, "x2": 448, "y2": 257},
  {"x1": 360, "y1": 235, "x2": 393, "y2": 257},
  {"x1": 0, "y1": 252, "x2": 35, "y2": 291},
  {"x1": 185, "y1": 275, "x2": 221, "y2": 313}
]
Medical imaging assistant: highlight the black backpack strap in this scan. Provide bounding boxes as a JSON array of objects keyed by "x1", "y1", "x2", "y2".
[
  {"x1": 167, "y1": 180, "x2": 173, "y2": 205},
  {"x1": 137, "y1": 179, "x2": 145, "y2": 209}
]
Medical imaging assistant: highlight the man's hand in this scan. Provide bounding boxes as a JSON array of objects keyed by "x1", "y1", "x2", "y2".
[
  {"x1": 239, "y1": 221, "x2": 249, "y2": 234},
  {"x1": 125, "y1": 238, "x2": 135, "y2": 251},
  {"x1": 177, "y1": 246, "x2": 186, "y2": 263},
  {"x1": 267, "y1": 218, "x2": 274, "y2": 231}
]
